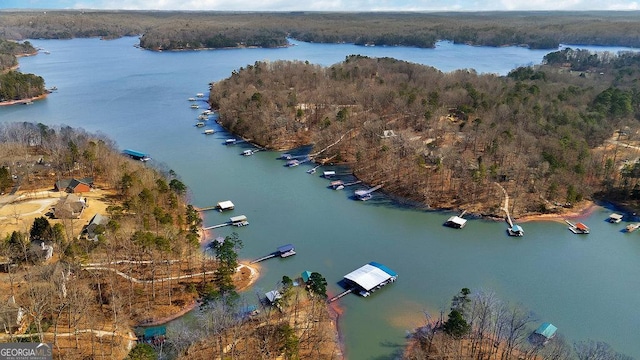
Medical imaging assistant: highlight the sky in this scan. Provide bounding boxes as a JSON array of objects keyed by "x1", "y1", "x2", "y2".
[{"x1": 1, "y1": 0, "x2": 639, "y2": 12}]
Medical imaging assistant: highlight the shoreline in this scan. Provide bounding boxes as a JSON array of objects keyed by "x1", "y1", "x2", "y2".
[
  {"x1": 515, "y1": 200, "x2": 598, "y2": 223},
  {"x1": 0, "y1": 93, "x2": 47, "y2": 106},
  {"x1": 135, "y1": 262, "x2": 260, "y2": 328}
]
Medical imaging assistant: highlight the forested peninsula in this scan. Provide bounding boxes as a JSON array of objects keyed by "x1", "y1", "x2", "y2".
[
  {"x1": 0, "y1": 38, "x2": 45, "y2": 104},
  {"x1": 210, "y1": 51, "x2": 640, "y2": 218}
]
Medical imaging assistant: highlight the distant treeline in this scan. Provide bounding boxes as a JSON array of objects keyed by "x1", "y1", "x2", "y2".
[
  {"x1": 209, "y1": 50, "x2": 640, "y2": 216},
  {"x1": 2, "y1": 11, "x2": 640, "y2": 50}
]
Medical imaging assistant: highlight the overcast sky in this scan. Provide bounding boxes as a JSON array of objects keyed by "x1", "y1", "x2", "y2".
[{"x1": 1, "y1": 0, "x2": 639, "y2": 11}]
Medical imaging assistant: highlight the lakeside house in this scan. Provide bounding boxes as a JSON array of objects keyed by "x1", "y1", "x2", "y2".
[
  {"x1": 54, "y1": 178, "x2": 93, "y2": 193},
  {"x1": 30, "y1": 241, "x2": 54, "y2": 261},
  {"x1": 53, "y1": 194, "x2": 87, "y2": 219},
  {"x1": 82, "y1": 213, "x2": 109, "y2": 241}
]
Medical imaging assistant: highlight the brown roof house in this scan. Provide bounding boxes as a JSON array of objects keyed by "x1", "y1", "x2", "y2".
[
  {"x1": 54, "y1": 178, "x2": 93, "y2": 193},
  {"x1": 53, "y1": 194, "x2": 87, "y2": 219}
]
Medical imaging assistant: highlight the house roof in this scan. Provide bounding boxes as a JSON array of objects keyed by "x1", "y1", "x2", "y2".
[
  {"x1": 344, "y1": 262, "x2": 397, "y2": 292},
  {"x1": 534, "y1": 322, "x2": 557, "y2": 339},
  {"x1": 301, "y1": 271, "x2": 313, "y2": 283},
  {"x1": 265, "y1": 290, "x2": 282, "y2": 303}
]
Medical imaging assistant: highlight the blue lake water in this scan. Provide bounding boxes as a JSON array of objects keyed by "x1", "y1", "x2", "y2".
[{"x1": 2, "y1": 37, "x2": 640, "y2": 358}]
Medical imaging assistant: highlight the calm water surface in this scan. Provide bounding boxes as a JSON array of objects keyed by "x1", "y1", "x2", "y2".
[{"x1": 2, "y1": 37, "x2": 640, "y2": 359}]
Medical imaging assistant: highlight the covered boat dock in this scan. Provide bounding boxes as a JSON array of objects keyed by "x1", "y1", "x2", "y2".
[
  {"x1": 123, "y1": 149, "x2": 150, "y2": 162},
  {"x1": 338, "y1": 261, "x2": 397, "y2": 299}
]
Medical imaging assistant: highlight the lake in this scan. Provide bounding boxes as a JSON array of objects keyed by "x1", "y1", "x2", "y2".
[{"x1": 2, "y1": 36, "x2": 640, "y2": 359}]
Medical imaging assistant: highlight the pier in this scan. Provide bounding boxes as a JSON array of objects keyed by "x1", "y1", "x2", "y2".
[
  {"x1": 328, "y1": 288, "x2": 353, "y2": 303},
  {"x1": 250, "y1": 244, "x2": 296, "y2": 264}
]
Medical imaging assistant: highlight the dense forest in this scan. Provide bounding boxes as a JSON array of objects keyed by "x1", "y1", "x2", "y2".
[
  {"x1": 2, "y1": 11, "x2": 640, "y2": 50},
  {"x1": 209, "y1": 50, "x2": 640, "y2": 217}
]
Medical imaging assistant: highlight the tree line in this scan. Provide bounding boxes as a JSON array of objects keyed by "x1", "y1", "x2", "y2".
[
  {"x1": 403, "y1": 288, "x2": 632, "y2": 360},
  {"x1": 209, "y1": 51, "x2": 640, "y2": 216},
  {"x1": 3, "y1": 11, "x2": 640, "y2": 50}
]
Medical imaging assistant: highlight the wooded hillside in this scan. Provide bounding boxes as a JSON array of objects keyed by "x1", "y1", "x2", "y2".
[
  {"x1": 2, "y1": 11, "x2": 640, "y2": 50},
  {"x1": 209, "y1": 51, "x2": 640, "y2": 217}
]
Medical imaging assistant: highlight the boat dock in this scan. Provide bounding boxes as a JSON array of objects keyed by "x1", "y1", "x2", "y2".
[
  {"x1": 202, "y1": 214, "x2": 248, "y2": 230},
  {"x1": 123, "y1": 149, "x2": 150, "y2": 162},
  {"x1": 333, "y1": 262, "x2": 397, "y2": 299},
  {"x1": 250, "y1": 244, "x2": 296, "y2": 264},
  {"x1": 566, "y1": 220, "x2": 590, "y2": 234},
  {"x1": 444, "y1": 210, "x2": 467, "y2": 229},
  {"x1": 354, "y1": 184, "x2": 383, "y2": 200}
]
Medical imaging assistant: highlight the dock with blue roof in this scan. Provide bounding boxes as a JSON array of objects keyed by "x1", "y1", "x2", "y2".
[{"x1": 329, "y1": 261, "x2": 397, "y2": 302}]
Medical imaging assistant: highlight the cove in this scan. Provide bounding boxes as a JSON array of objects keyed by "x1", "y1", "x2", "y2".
[{"x1": 2, "y1": 36, "x2": 640, "y2": 358}]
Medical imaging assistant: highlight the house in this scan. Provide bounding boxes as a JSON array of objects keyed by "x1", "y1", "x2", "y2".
[
  {"x1": 265, "y1": 290, "x2": 282, "y2": 304},
  {"x1": 301, "y1": 270, "x2": 313, "y2": 284},
  {"x1": 83, "y1": 213, "x2": 109, "y2": 241},
  {"x1": 0, "y1": 297, "x2": 25, "y2": 334},
  {"x1": 30, "y1": 241, "x2": 54, "y2": 261},
  {"x1": 53, "y1": 194, "x2": 87, "y2": 219},
  {"x1": 54, "y1": 178, "x2": 93, "y2": 193}
]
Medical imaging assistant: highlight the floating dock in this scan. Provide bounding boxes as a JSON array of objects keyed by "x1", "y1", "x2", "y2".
[
  {"x1": 329, "y1": 262, "x2": 397, "y2": 302},
  {"x1": 123, "y1": 149, "x2": 150, "y2": 162},
  {"x1": 202, "y1": 214, "x2": 248, "y2": 230},
  {"x1": 250, "y1": 244, "x2": 296, "y2": 264},
  {"x1": 444, "y1": 210, "x2": 467, "y2": 229},
  {"x1": 354, "y1": 184, "x2": 382, "y2": 200},
  {"x1": 566, "y1": 220, "x2": 589, "y2": 234},
  {"x1": 608, "y1": 213, "x2": 623, "y2": 223}
]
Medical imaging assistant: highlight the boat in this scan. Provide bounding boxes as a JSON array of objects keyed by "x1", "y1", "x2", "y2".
[
  {"x1": 190, "y1": 104, "x2": 199, "y2": 109},
  {"x1": 195, "y1": 122, "x2": 205, "y2": 127},
  {"x1": 286, "y1": 160, "x2": 300, "y2": 167},
  {"x1": 197, "y1": 114, "x2": 209, "y2": 120},
  {"x1": 225, "y1": 138, "x2": 237, "y2": 145},
  {"x1": 196, "y1": 93, "x2": 205, "y2": 98},
  {"x1": 188, "y1": 97, "x2": 196, "y2": 101},
  {"x1": 566, "y1": 220, "x2": 589, "y2": 234},
  {"x1": 242, "y1": 150, "x2": 254, "y2": 156},
  {"x1": 203, "y1": 129, "x2": 215, "y2": 135},
  {"x1": 626, "y1": 223, "x2": 640, "y2": 233},
  {"x1": 507, "y1": 224, "x2": 524, "y2": 237}
]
